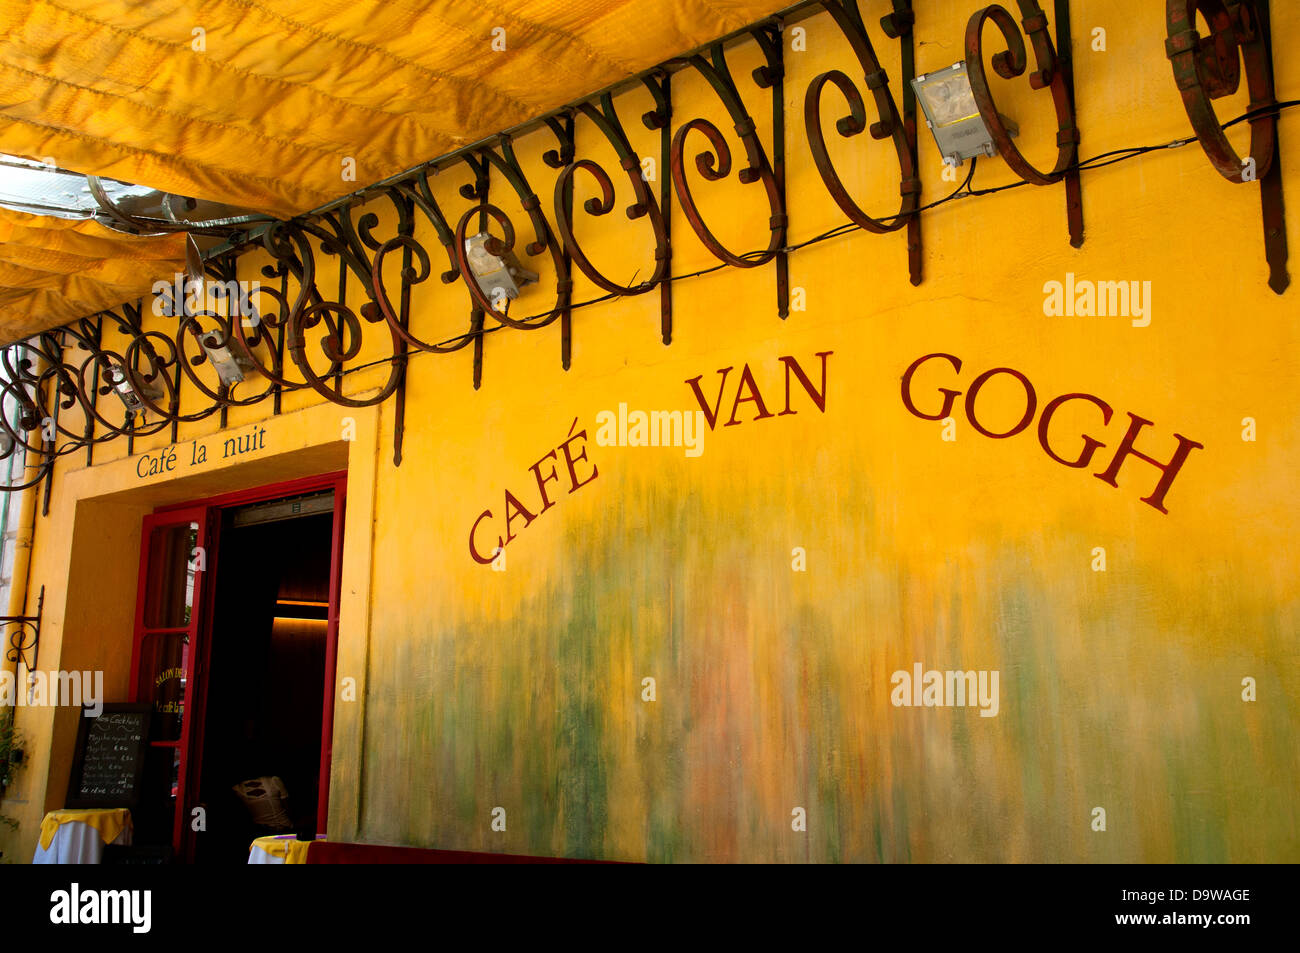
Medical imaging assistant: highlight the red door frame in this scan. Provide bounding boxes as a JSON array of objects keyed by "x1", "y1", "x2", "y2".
[
  {"x1": 128, "y1": 505, "x2": 211, "y2": 859},
  {"x1": 139, "y1": 469, "x2": 348, "y2": 855},
  {"x1": 319, "y1": 480, "x2": 346, "y2": 826}
]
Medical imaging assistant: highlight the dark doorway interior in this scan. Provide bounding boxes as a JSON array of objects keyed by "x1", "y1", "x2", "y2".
[{"x1": 193, "y1": 504, "x2": 333, "y2": 864}]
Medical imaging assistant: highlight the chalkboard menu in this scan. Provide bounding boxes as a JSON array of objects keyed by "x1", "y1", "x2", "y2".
[{"x1": 65, "y1": 704, "x2": 151, "y2": 809}]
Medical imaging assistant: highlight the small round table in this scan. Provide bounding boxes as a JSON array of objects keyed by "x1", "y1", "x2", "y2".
[
  {"x1": 248, "y1": 834, "x2": 319, "y2": 864},
  {"x1": 33, "y1": 808, "x2": 133, "y2": 864}
]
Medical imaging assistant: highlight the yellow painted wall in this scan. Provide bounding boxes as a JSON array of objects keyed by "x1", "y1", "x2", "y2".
[{"x1": 2, "y1": 0, "x2": 1298, "y2": 862}]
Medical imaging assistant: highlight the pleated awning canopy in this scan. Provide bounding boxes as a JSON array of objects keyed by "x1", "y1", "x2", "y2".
[
  {"x1": 0, "y1": 207, "x2": 185, "y2": 333},
  {"x1": 0, "y1": 0, "x2": 787, "y2": 344}
]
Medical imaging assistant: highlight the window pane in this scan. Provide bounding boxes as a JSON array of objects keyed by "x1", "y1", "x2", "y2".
[
  {"x1": 143, "y1": 522, "x2": 198, "y2": 627},
  {"x1": 137, "y1": 632, "x2": 187, "y2": 741}
]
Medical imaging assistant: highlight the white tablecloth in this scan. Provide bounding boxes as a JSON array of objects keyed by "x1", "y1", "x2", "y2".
[
  {"x1": 248, "y1": 834, "x2": 317, "y2": 863},
  {"x1": 32, "y1": 819, "x2": 132, "y2": 864},
  {"x1": 248, "y1": 842, "x2": 287, "y2": 864}
]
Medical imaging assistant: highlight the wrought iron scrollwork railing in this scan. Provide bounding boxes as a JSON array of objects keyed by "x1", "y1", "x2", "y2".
[{"x1": 0, "y1": 0, "x2": 1287, "y2": 495}]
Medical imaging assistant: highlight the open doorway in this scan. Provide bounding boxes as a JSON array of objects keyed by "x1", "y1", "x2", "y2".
[
  {"x1": 193, "y1": 495, "x2": 335, "y2": 863},
  {"x1": 128, "y1": 475, "x2": 345, "y2": 863}
]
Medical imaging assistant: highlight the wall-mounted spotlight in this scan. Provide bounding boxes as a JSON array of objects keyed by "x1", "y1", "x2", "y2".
[
  {"x1": 463, "y1": 232, "x2": 538, "y2": 304},
  {"x1": 198, "y1": 330, "x2": 254, "y2": 386},
  {"x1": 105, "y1": 365, "x2": 162, "y2": 414},
  {"x1": 911, "y1": 62, "x2": 1018, "y2": 166}
]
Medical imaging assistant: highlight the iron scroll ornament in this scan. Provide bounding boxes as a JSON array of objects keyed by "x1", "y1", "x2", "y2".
[
  {"x1": 669, "y1": 44, "x2": 788, "y2": 271},
  {"x1": 264, "y1": 218, "x2": 405, "y2": 409},
  {"x1": 803, "y1": 0, "x2": 921, "y2": 239},
  {"x1": 1165, "y1": 0, "x2": 1277, "y2": 182},
  {"x1": 1165, "y1": 0, "x2": 1288, "y2": 294},
  {"x1": 453, "y1": 141, "x2": 571, "y2": 334},
  {"x1": 552, "y1": 95, "x2": 671, "y2": 297},
  {"x1": 2, "y1": 586, "x2": 43, "y2": 673},
  {"x1": 964, "y1": 0, "x2": 1081, "y2": 188}
]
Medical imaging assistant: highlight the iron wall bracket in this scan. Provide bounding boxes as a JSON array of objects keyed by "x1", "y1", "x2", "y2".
[
  {"x1": 2, "y1": 585, "x2": 44, "y2": 674},
  {"x1": 1166, "y1": 0, "x2": 1289, "y2": 293}
]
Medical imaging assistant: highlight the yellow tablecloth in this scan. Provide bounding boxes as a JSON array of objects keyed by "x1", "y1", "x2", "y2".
[
  {"x1": 39, "y1": 809, "x2": 132, "y2": 851},
  {"x1": 249, "y1": 835, "x2": 315, "y2": 864}
]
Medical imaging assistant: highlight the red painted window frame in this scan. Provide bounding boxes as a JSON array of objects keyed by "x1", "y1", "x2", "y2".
[
  {"x1": 128, "y1": 504, "x2": 210, "y2": 858},
  {"x1": 134, "y1": 469, "x2": 348, "y2": 856}
]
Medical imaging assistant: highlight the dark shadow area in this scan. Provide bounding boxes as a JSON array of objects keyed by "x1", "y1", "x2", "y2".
[{"x1": 192, "y1": 506, "x2": 333, "y2": 864}]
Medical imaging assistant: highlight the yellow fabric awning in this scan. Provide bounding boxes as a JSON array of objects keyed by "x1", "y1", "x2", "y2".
[
  {"x1": 0, "y1": 207, "x2": 184, "y2": 341},
  {"x1": 1, "y1": 0, "x2": 787, "y2": 216},
  {"x1": 0, "y1": 0, "x2": 787, "y2": 343}
]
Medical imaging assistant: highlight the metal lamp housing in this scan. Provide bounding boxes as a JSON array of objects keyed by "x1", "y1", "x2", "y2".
[
  {"x1": 199, "y1": 332, "x2": 254, "y2": 387},
  {"x1": 912, "y1": 61, "x2": 1018, "y2": 166},
  {"x1": 106, "y1": 365, "x2": 162, "y2": 414},
  {"x1": 464, "y1": 232, "x2": 539, "y2": 304}
]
